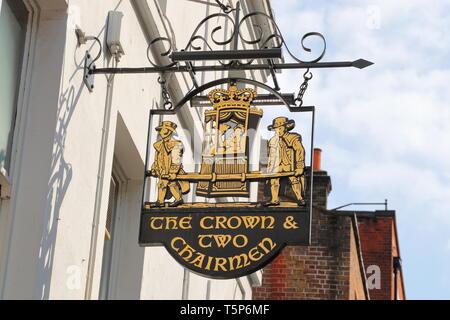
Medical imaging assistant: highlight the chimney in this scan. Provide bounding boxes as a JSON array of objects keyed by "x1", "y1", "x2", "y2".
[
  {"x1": 308, "y1": 148, "x2": 331, "y2": 209},
  {"x1": 313, "y1": 148, "x2": 322, "y2": 171}
]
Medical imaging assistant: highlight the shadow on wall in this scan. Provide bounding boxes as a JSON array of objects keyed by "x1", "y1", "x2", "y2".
[
  {"x1": 35, "y1": 0, "x2": 124, "y2": 299},
  {"x1": 37, "y1": 84, "x2": 81, "y2": 299}
]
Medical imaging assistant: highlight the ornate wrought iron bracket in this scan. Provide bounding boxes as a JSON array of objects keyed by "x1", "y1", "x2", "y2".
[
  {"x1": 131, "y1": 0, "x2": 373, "y2": 279},
  {"x1": 79, "y1": 0, "x2": 373, "y2": 99},
  {"x1": 88, "y1": 59, "x2": 372, "y2": 75}
]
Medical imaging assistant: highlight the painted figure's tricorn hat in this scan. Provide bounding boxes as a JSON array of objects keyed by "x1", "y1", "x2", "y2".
[
  {"x1": 156, "y1": 121, "x2": 177, "y2": 132},
  {"x1": 268, "y1": 117, "x2": 295, "y2": 131}
]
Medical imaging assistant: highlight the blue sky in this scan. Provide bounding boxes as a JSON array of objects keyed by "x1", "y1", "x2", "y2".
[{"x1": 266, "y1": 0, "x2": 450, "y2": 299}]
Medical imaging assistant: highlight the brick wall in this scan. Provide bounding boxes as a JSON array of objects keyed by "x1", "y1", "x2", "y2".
[
  {"x1": 254, "y1": 143, "x2": 404, "y2": 300},
  {"x1": 358, "y1": 217, "x2": 394, "y2": 300},
  {"x1": 253, "y1": 170, "x2": 367, "y2": 300}
]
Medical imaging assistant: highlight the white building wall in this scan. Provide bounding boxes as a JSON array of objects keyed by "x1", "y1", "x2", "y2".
[{"x1": 0, "y1": 0, "x2": 267, "y2": 300}]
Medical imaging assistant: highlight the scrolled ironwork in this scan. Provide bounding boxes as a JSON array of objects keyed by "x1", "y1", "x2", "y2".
[
  {"x1": 186, "y1": 35, "x2": 234, "y2": 67},
  {"x1": 83, "y1": 36, "x2": 103, "y2": 70},
  {"x1": 238, "y1": 11, "x2": 326, "y2": 63},
  {"x1": 146, "y1": 6, "x2": 327, "y2": 68},
  {"x1": 147, "y1": 37, "x2": 178, "y2": 68},
  {"x1": 184, "y1": 13, "x2": 236, "y2": 51},
  {"x1": 182, "y1": 12, "x2": 238, "y2": 67},
  {"x1": 297, "y1": 32, "x2": 327, "y2": 63},
  {"x1": 237, "y1": 11, "x2": 282, "y2": 48}
]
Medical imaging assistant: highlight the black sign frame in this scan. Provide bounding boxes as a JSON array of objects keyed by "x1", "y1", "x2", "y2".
[{"x1": 138, "y1": 78, "x2": 315, "y2": 279}]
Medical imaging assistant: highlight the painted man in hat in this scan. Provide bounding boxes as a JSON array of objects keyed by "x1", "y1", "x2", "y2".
[
  {"x1": 150, "y1": 121, "x2": 190, "y2": 207},
  {"x1": 264, "y1": 116, "x2": 305, "y2": 206}
]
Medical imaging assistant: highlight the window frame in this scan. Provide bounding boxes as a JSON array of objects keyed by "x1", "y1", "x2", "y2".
[
  {"x1": 99, "y1": 171, "x2": 120, "y2": 300},
  {"x1": 98, "y1": 162, "x2": 127, "y2": 300},
  {"x1": 0, "y1": 0, "x2": 36, "y2": 197},
  {"x1": 0, "y1": 0, "x2": 38, "y2": 295}
]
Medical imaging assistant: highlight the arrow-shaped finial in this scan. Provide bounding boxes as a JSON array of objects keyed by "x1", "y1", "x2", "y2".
[{"x1": 353, "y1": 59, "x2": 374, "y2": 69}]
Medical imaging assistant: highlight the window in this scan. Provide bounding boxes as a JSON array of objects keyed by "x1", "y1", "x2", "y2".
[
  {"x1": 99, "y1": 174, "x2": 120, "y2": 299},
  {"x1": 0, "y1": 0, "x2": 28, "y2": 171}
]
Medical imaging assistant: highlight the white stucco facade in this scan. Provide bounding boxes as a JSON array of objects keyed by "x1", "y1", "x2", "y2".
[{"x1": 0, "y1": 0, "x2": 275, "y2": 299}]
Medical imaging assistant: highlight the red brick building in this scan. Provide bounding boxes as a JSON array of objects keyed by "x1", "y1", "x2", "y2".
[
  {"x1": 358, "y1": 212, "x2": 405, "y2": 299},
  {"x1": 253, "y1": 149, "x2": 405, "y2": 300}
]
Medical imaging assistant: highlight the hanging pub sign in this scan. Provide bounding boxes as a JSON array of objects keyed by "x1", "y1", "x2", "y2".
[
  {"x1": 139, "y1": 83, "x2": 312, "y2": 279},
  {"x1": 73, "y1": 0, "x2": 371, "y2": 279}
]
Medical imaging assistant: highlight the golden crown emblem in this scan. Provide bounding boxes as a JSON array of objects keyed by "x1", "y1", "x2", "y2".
[{"x1": 208, "y1": 85, "x2": 257, "y2": 108}]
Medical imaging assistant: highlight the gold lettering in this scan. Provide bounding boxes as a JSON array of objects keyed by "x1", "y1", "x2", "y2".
[
  {"x1": 227, "y1": 216, "x2": 241, "y2": 229},
  {"x1": 190, "y1": 252, "x2": 206, "y2": 268},
  {"x1": 171, "y1": 237, "x2": 185, "y2": 252},
  {"x1": 165, "y1": 217, "x2": 178, "y2": 229},
  {"x1": 179, "y1": 217, "x2": 192, "y2": 229},
  {"x1": 283, "y1": 216, "x2": 299, "y2": 229},
  {"x1": 214, "y1": 257, "x2": 228, "y2": 272},
  {"x1": 241, "y1": 216, "x2": 261, "y2": 229},
  {"x1": 215, "y1": 216, "x2": 227, "y2": 229},
  {"x1": 258, "y1": 237, "x2": 277, "y2": 254},
  {"x1": 205, "y1": 256, "x2": 213, "y2": 270},
  {"x1": 212, "y1": 234, "x2": 232, "y2": 248},
  {"x1": 232, "y1": 234, "x2": 248, "y2": 248},
  {"x1": 261, "y1": 216, "x2": 275, "y2": 229},
  {"x1": 200, "y1": 216, "x2": 214, "y2": 229},
  {"x1": 170, "y1": 236, "x2": 277, "y2": 273},
  {"x1": 228, "y1": 253, "x2": 250, "y2": 271},
  {"x1": 178, "y1": 243, "x2": 195, "y2": 261},
  {"x1": 150, "y1": 217, "x2": 164, "y2": 230},
  {"x1": 198, "y1": 235, "x2": 213, "y2": 248},
  {"x1": 248, "y1": 247, "x2": 264, "y2": 261}
]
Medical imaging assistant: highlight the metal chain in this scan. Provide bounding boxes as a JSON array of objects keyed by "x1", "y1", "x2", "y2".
[
  {"x1": 158, "y1": 76, "x2": 173, "y2": 109},
  {"x1": 294, "y1": 68, "x2": 313, "y2": 107}
]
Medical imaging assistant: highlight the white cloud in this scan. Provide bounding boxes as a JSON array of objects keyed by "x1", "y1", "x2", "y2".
[
  {"x1": 268, "y1": 1, "x2": 450, "y2": 224},
  {"x1": 269, "y1": 0, "x2": 450, "y2": 299}
]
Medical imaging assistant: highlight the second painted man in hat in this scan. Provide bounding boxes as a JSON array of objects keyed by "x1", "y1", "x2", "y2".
[{"x1": 264, "y1": 117, "x2": 306, "y2": 206}]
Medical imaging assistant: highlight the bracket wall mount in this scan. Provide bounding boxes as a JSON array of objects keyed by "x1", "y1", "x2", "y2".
[{"x1": 83, "y1": 52, "x2": 95, "y2": 92}]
